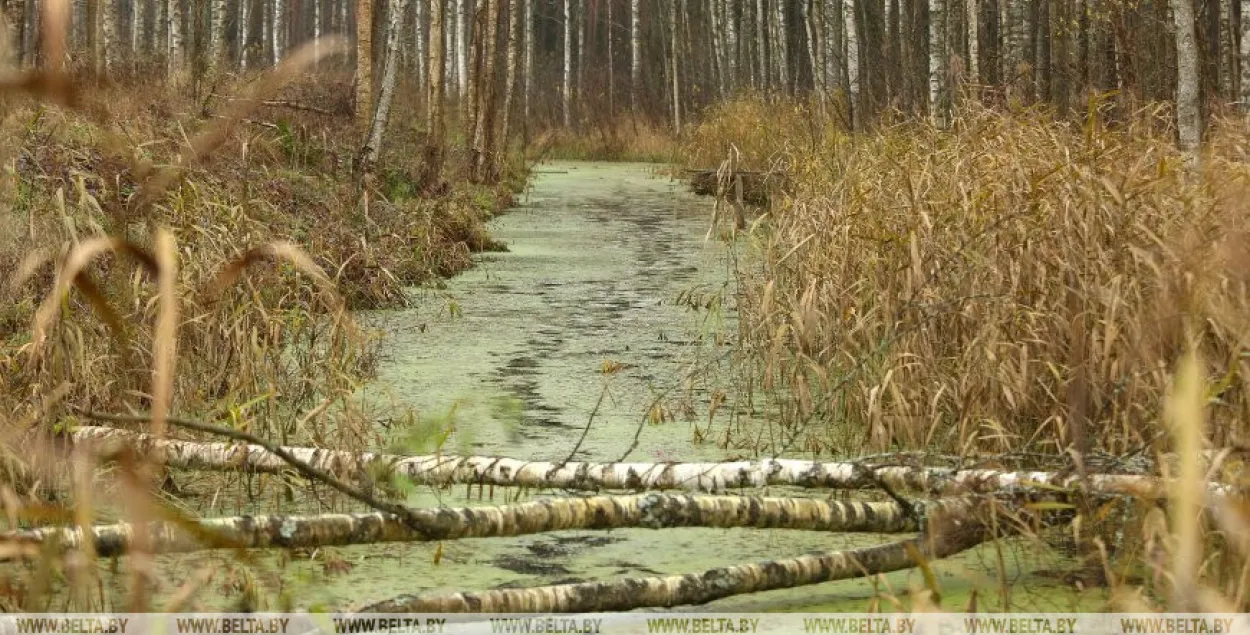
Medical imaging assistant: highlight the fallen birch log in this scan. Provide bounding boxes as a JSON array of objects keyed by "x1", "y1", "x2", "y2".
[
  {"x1": 70, "y1": 426, "x2": 1235, "y2": 499},
  {"x1": 2, "y1": 494, "x2": 976, "y2": 560},
  {"x1": 356, "y1": 515, "x2": 995, "y2": 613}
]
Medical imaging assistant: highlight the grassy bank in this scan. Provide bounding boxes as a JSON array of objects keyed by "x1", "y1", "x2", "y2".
[
  {"x1": 681, "y1": 97, "x2": 1250, "y2": 607},
  {"x1": 1, "y1": 72, "x2": 526, "y2": 471}
]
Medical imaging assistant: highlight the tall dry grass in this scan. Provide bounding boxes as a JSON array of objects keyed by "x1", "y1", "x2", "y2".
[
  {"x1": 692, "y1": 100, "x2": 1250, "y2": 459},
  {"x1": 683, "y1": 96, "x2": 1250, "y2": 607}
]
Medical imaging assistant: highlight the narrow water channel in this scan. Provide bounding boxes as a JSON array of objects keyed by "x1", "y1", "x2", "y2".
[{"x1": 128, "y1": 162, "x2": 1098, "y2": 612}]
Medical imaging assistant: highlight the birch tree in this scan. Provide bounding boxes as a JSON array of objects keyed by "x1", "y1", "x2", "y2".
[
  {"x1": 670, "y1": 0, "x2": 682, "y2": 134},
  {"x1": 929, "y1": 0, "x2": 947, "y2": 125},
  {"x1": 500, "y1": 0, "x2": 521, "y2": 150},
  {"x1": 1172, "y1": 0, "x2": 1200, "y2": 154},
  {"x1": 523, "y1": 0, "x2": 533, "y2": 133},
  {"x1": 166, "y1": 0, "x2": 182, "y2": 77},
  {"x1": 208, "y1": 0, "x2": 226, "y2": 76},
  {"x1": 563, "y1": 0, "x2": 572, "y2": 127},
  {"x1": 470, "y1": 0, "x2": 501, "y2": 182},
  {"x1": 631, "y1": 0, "x2": 641, "y2": 113},
  {"x1": 360, "y1": 0, "x2": 408, "y2": 173},
  {"x1": 455, "y1": 0, "x2": 467, "y2": 98},
  {"x1": 424, "y1": 0, "x2": 447, "y2": 183}
]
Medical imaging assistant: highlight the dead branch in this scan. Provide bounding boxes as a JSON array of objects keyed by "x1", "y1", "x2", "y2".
[
  {"x1": 0, "y1": 495, "x2": 980, "y2": 560},
  {"x1": 69, "y1": 425, "x2": 1236, "y2": 499},
  {"x1": 355, "y1": 509, "x2": 1000, "y2": 613}
]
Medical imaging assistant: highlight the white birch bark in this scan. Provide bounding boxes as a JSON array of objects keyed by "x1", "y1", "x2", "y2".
[
  {"x1": 670, "y1": 0, "x2": 681, "y2": 134},
  {"x1": 844, "y1": 0, "x2": 859, "y2": 128},
  {"x1": 929, "y1": 0, "x2": 947, "y2": 125},
  {"x1": 562, "y1": 0, "x2": 572, "y2": 127},
  {"x1": 208, "y1": 0, "x2": 226, "y2": 75},
  {"x1": 5, "y1": 495, "x2": 970, "y2": 559},
  {"x1": 630, "y1": 0, "x2": 640, "y2": 112},
  {"x1": 166, "y1": 0, "x2": 182, "y2": 76},
  {"x1": 240, "y1": 0, "x2": 250, "y2": 69},
  {"x1": 415, "y1": 0, "x2": 426, "y2": 91},
  {"x1": 358, "y1": 515, "x2": 1001, "y2": 613},
  {"x1": 455, "y1": 0, "x2": 466, "y2": 97},
  {"x1": 72, "y1": 427, "x2": 1233, "y2": 499},
  {"x1": 361, "y1": 0, "x2": 407, "y2": 170},
  {"x1": 273, "y1": 0, "x2": 285, "y2": 62},
  {"x1": 1171, "y1": 0, "x2": 1200, "y2": 154},
  {"x1": 523, "y1": 0, "x2": 533, "y2": 125}
]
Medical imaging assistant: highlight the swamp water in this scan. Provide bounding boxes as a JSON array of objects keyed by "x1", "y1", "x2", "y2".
[{"x1": 89, "y1": 162, "x2": 1102, "y2": 612}]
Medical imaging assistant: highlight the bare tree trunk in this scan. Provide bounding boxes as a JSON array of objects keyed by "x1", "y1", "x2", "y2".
[
  {"x1": 1172, "y1": 0, "x2": 1201, "y2": 154},
  {"x1": 273, "y1": 0, "x2": 285, "y2": 62},
  {"x1": 471, "y1": 0, "x2": 500, "y2": 181},
  {"x1": 102, "y1": 0, "x2": 118, "y2": 73},
  {"x1": 630, "y1": 0, "x2": 640, "y2": 113},
  {"x1": 425, "y1": 0, "x2": 446, "y2": 184},
  {"x1": 755, "y1": 0, "x2": 766, "y2": 88},
  {"x1": 455, "y1": 0, "x2": 466, "y2": 98},
  {"x1": 929, "y1": 0, "x2": 947, "y2": 125},
  {"x1": 1241, "y1": 0, "x2": 1250, "y2": 112},
  {"x1": 773, "y1": 0, "x2": 790, "y2": 92},
  {"x1": 726, "y1": 0, "x2": 739, "y2": 92},
  {"x1": 360, "y1": 0, "x2": 407, "y2": 172},
  {"x1": 499, "y1": 0, "x2": 520, "y2": 153},
  {"x1": 845, "y1": 0, "x2": 859, "y2": 129},
  {"x1": 208, "y1": 0, "x2": 226, "y2": 76},
  {"x1": 670, "y1": 0, "x2": 681, "y2": 133},
  {"x1": 464, "y1": 3, "x2": 482, "y2": 146},
  {"x1": 562, "y1": 0, "x2": 571, "y2": 127},
  {"x1": 355, "y1": 0, "x2": 373, "y2": 137},
  {"x1": 415, "y1": 0, "x2": 426, "y2": 92},
  {"x1": 359, "y1": 514, "x2": 1001, "y2": 613},
  {"x1": 7, "y1": 495, "x2": 966, "y2": 559},
  {"x1": 608, "y1": 0, "x2": 615, "y2": 112},
  {"x1": 967, "y1": 0, "x2": 978, "y2": 86},
  {"x1": 240, "y1": 0, "x2": 251, "y2": 69},
  {"x1": 523, "y1": 0, "x2": 532, "y2": 136},
  {"x1": 74, "y1": 426, "x2": 1231, "y2": 499},
  {"x1": 576, "y1": 0, "x2": 585, "y2": 115},
  {"x1": 166, "y1": 0, "x2": 182, "y2": 77}
]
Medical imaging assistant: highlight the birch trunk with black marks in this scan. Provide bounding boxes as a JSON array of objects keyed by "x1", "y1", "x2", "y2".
[
  {"x1": 360, "y1": 0, "x2": 407, "y2": 173},
  {"x1": 166, "y1": 0, "x2": 182, "y2": 77},
  {"x1": 929, "y1": 0, "x2": 947, "y2": 125},
  {"x1": 845, "y1": 0, "x2": 859, "y2": 129},
  {"x1": 630, "y1": 0, "x2": 640, "y2": 113},
  {"x1": 207, "y1": 0, "x2": 225, "y2": 76},
  {"x1": 1172, "y1": 0, "x2": 1200, "y2": 153},
  {"x1": 415, "y1": 0, "x2": 426, "y2": 90},
  {"x1": 523, "y1": 0, "x2": 532, "y2": 137},
  {"x1": 5, "y1": 495, "x2": 978, "y2": 560},
  {"x1": 455, "y1": 0, "x2": 467, "y2": 98},
  {"x1": 357, "y1": 515, "x2": 998, "y2": 612},
  {"x1": 562, "y1": 0, "x2": 572, "y2": 127},
  {"x1": 72, "y1": 427, "x2": 1231, "y2": 499}
]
